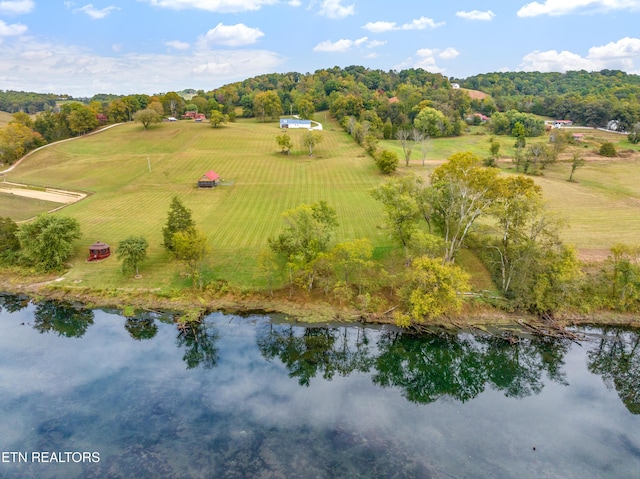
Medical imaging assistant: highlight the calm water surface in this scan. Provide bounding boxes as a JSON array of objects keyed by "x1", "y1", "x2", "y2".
[{"x1": 0, "y1": 295, "x2": 638, "y2": 478}]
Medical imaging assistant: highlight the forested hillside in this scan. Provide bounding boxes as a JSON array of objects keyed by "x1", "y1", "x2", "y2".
[
  {"x1": 3, "y1": 67, "x2": 640, "y2": 167},
  {"x1": 460, "y1": 70, "x2": 640, "y2": 129}
]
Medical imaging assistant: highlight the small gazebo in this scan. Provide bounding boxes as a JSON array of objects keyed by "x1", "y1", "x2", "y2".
[{"x1": 88, "y1": 241, "x2": 111, "y2": 261}]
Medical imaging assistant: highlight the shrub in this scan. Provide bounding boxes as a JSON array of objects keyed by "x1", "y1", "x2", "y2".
[
  {"x1": 599, "y1": 142, "x2": 617, "y2": 157},
  {"x1": 375, "y1": 149, "x2": 399, "y2": 174}
]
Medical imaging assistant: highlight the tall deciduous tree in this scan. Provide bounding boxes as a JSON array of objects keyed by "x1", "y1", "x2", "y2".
[
  {"x1": 569, "y1": 152, "x2": 586, "y2": 181},
  {"x1": 18, "y1": 215, "x2": 81, "y2": 272},
  {"x1": 162, "y1": 196, "x2": 195, "y2": 253},
  {"x1": 268, "y1": 201, "x2": 338, "y2": 290},
  {"x1": 0, "y1": 217, "x2": 20, "y2": 264},
  {"x1": 116, "y1": 236, "x2": 148, "y2": 276},
  {"x1": 414, "y1": 107, "x2": 446, "y2": 138},
  {"x1": 431, "y1": 152, "x2": 500, "y2": 263},
  {"x1": 371, "y1": 177, "x2": 420, "y2": 253},
  {"x1": 397, "y1": 256, "x2": 470, "y2": 326},
  {"x1": 209, "y1": 110, "x2": 226, "y2": 128},
  {"x1": 396, "y1": 129, "x2": 415, "y2": 167},
  {"x1": 295, "y1": 96, "x2": 315, "y2": 120},
  {"x1": 253, "y1": 90, "x2": 282, "y2": 122},
  {"x1": 276, "y1": 132, "x2": 293, "y2": 154},
  {"x1": 133, "y1": 108, "x2": 162, "y2": 129},
  {"x1": 302, "y1": 130, "x2": 323, "y2": 155},
  {"x1": 0, "y1": 122, "x2": 45, "y2": 164},
  {"x1": 172, "y1": 227, "x2": 210, "y2": 289}
]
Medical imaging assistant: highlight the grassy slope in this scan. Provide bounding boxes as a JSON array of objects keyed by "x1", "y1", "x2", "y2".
[
  {"x1": 5, "y1": 117, "x2": 390, "y2": 289},
  {"x1": 0, "y1": 111, "x2": 14, "y2": 128},
  {"x1": 5, "y1": 116, "x2": 640, "y2": 292}
]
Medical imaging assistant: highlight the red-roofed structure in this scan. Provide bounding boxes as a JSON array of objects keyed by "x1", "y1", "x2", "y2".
[
  {"x1": 87, "y1": 241, "x2": 111, "y2": 261},
  {"x1": 198, "y1": 171, "x2": 220, "y2": 188}
]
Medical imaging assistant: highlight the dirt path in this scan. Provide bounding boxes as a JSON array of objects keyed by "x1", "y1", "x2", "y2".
[
  {"x1": 0, "y1": 181, "x2": 86, "y2": 204},
  {"x1": 0, "y1": 123, "x2": 124, "y2": 216}
]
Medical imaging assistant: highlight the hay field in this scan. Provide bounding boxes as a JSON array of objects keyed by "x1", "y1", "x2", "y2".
[{"x1": 4, "y1": 117, "x2": 389, "y2": 288}]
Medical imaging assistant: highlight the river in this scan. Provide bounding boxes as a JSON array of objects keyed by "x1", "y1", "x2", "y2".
[{"x1": 0, "y1": 294, "x2": 638, "y2": 478}]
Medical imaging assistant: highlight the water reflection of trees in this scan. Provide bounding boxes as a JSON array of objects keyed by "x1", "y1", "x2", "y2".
[
  {"x1": 257, "y1": 325, "x2": 375, "y2": 386},
  {"x1": 32, "y1": 301, "x2": 95, "y2": 338},
  {"x1": 125, "y1": 315, "x2": 158, "y2": 341},
  {"x1": 176, "y1": 321, "x2": 220, "y2": 369},
  {"x1": 373, "y1": 332, "x2": 569, "y2": 404},
  {"x1": 587, "y1": 329, "x2": 640, "y2": 415},
  {"x1": 257, "y1": 325, "x2": 571, "y2": 403},
  {"x1": 0, "y1": 293, "x2": 30, "y2": 313}
]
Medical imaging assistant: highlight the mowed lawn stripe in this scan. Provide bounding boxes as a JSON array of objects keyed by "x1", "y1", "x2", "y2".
[{"x1": 5, "y1": 118, "x2": 392, "y2": 286}]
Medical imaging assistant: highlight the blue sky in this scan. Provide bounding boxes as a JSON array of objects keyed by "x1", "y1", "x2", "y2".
[{"x1": 1, "y1": 0, "x2": 640, "y2": 96}]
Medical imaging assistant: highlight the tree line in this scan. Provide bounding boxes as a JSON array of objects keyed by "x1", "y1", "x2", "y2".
[{"x1": 462, "y1": 70, "x2": 640, "y2": 131}]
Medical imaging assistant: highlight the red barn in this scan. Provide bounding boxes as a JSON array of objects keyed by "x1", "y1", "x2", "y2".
[{"x1": 198, "y1": 171, "x2": 220, "y2": 188}]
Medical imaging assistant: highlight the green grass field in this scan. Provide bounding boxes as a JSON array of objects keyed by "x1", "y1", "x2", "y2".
[
  {"x1": 0, "y1": 111, "x2": 14, "y2": 128},
  {"x1": 4, "y1": 117, "x2": 390, "y2": 289},
  {"x1": 380, "y1": 127, "x2": 640, "y2": 254},
  {"x1": 0, "y1": 192, "x2": 62, "y2": 221},
  {"x1": 4, "y1": 117, "x2": 640, "y2": 290}
]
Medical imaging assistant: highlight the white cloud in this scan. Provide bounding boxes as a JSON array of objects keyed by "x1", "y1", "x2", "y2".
[
  {"x1": 520, "y1": 37, "x2": 640, "y2": 72},
  {"x1": 402, "y1": 47, "x2": 459, "y2": 73},
  {"x1": 415, "y1": 49, "x2": 444, "y2": 73},
  {"x1": 588, "y1": 36, "x2": 640, "y2": 59},
  {"x1": 288, "y1": 0, "x2": 301, "y2": 5},
  {"x1": 517, "y1": 0, "x2": 640, "y2": 17},
  {"x1": 165, "y1": 40, "x2": 190, "y2": 50},
  {"x1": 439, "y1": 47, "x2": 460, "y2": 60},
  {"x1": 367, "y1": 40, "x2": 386, "y2": 48},
  {"x1": 75, "y1": 4, "x2": 119, "y2": 19},
  {"x1": 0, "y1": 37, "x2": 284, "y2": 96},
  {"x1": 363, "y1": 21, "x2": 396, "y2": 33},
  {"x1": 363, "y1": 16, "x2": 444, "y2": 32},
  {"x1": 456, "y1": 10, "x2": 496, "y2": 21},
  {"x1": 198, "y1": 23, "x2": 264, "y2": 47},
  {"x1": 0, "y1": 19, "x2": 27, "y2": 36},
  {"x1": 313, "y1": 38, "x2": 356, "y2": 52},
  {"x1": 313, "y1": 36, "x2": 383, "y2": 52},
  {"x1": 317, "y1": 0, "x2": 354, "y2": 19},
  {"x1": 0, "y1": 0, "x2": 34, "y2": 15},
  {"x1": 401, "y1": 16, "x2": 444, "y2": 30},
  {"x1": 142, "y1": 0, "x2": 277, "y2": 13}
]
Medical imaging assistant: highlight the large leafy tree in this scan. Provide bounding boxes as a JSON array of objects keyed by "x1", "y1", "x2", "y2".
[
  {"x1": 398, "y1": 256, "x2": 470, "y2": 326},
  {"x1": 302, "y1": 130, "x2": 323, "y2": 155},
  {"x1": 431, "y1": 152, "x2": 501, "y2": 263},
  {"x1": 133, "y1": 108, "x2": 162, "y2": 129},
  {"x1": 162, "y1": 196, "x2": 195, "y2": 252},
  {"x1": 0, "y1": 123, "x2": 45, "y2": 164},
  {"x1": 173, "y1": 227, "x2": 210, "y2": 289},
  {"x1": 62, "y1": 103, "x2": 98, "y2": 135},
  {"x1": 116, "y1": 236, "x2": 148, "y2": 276},
  {"x1": 268, "y1": 201, "x2": 338, "y2": 290},
  {"x1": 253, "y1": 90, "x2": 282, "y2": 122},
  {"x1": 18, "y1": 215, "x2": 81, "y2": 272},
  {"x1": 414, "y1": 106, "x2": 446, "y2": 138}
]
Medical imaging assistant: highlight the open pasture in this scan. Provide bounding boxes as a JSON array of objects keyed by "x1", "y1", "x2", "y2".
[
  {"x1": 4, "y1": 117, "x2": 389, "y2": 288},
  {"x1": 529, "y1": 158, "x2": 640, "y2": 253},
  {"x1": 0, "y1": 111, "x2": 14, "y2": 128}
]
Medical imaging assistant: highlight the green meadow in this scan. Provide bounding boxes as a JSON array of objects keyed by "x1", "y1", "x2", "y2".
[
  {"x1": 3, "y1": 116, "x2": 640, "y2": 291},
  {"x1": 3, "y1": 117, "x2": 390, "y2": 289}
]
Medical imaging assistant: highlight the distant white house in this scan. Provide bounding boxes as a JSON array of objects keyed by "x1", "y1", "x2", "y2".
[
  {"x1": 279, "y1": 116, "x2": 323, "y2": 130},
  {"x1": 546, "y1": 119, "x2": 573, "y2": 128},
  {"x1": 451, "y1": 83, "x2": 460, "y2": 89}
]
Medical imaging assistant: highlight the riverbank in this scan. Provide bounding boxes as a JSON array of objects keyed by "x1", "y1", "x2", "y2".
[{"x1": 2, "y1": 271, "x2": 639, "y2": 334}]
